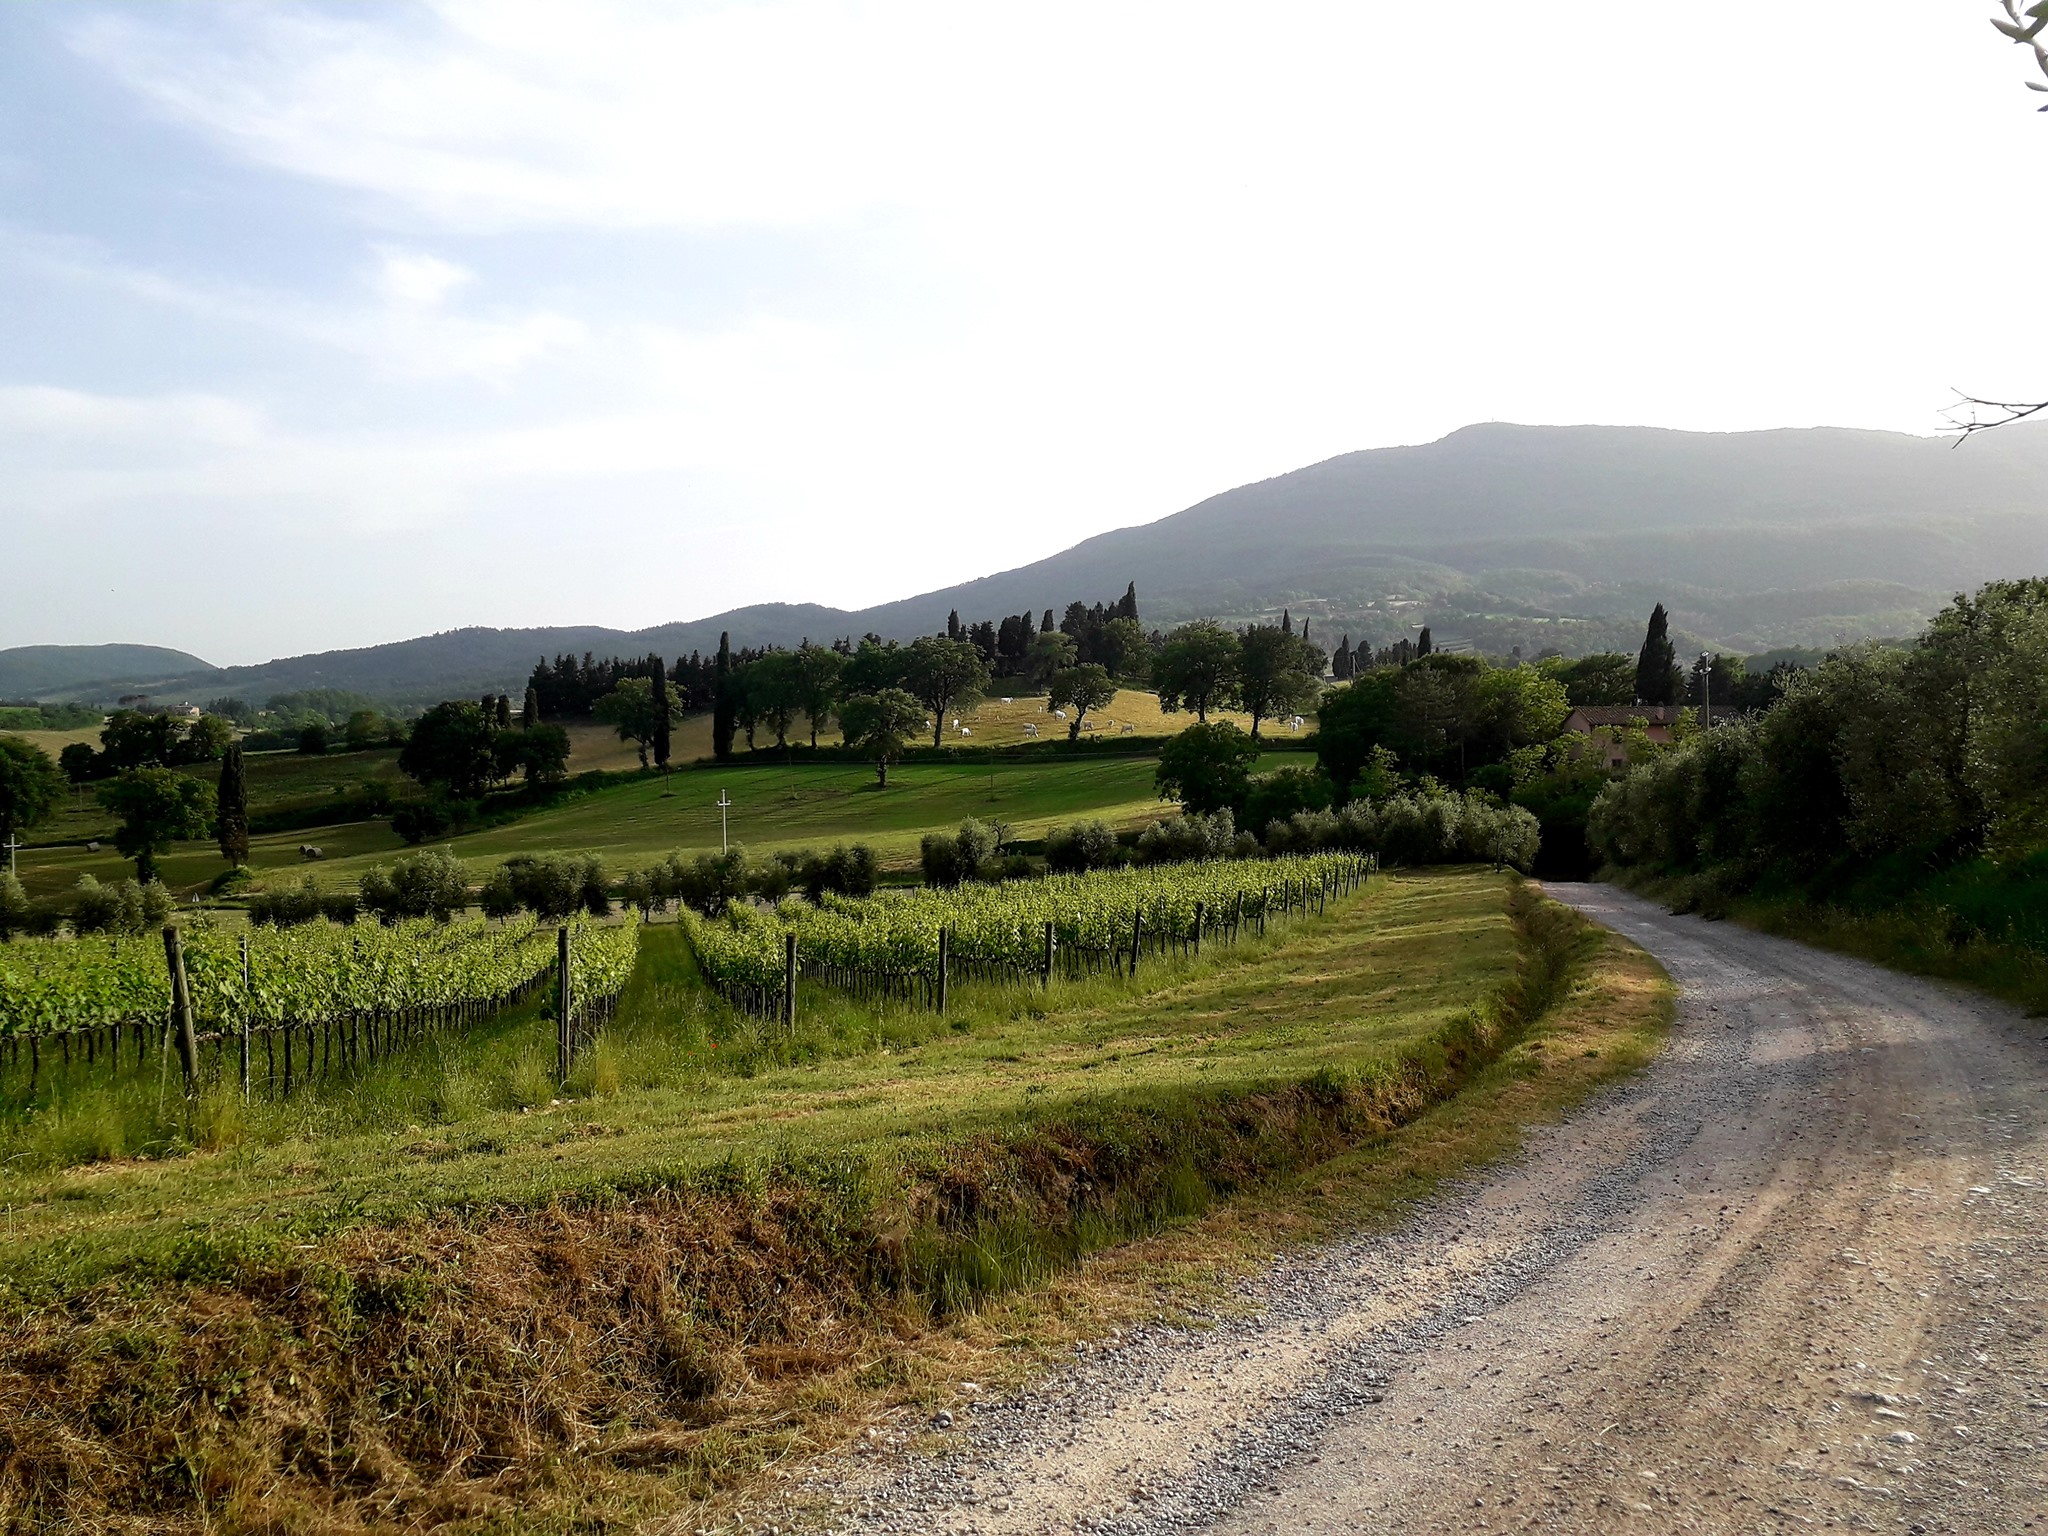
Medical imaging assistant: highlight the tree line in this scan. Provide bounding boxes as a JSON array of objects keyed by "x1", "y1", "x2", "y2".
[{"x1": 1587, "y1": 579, "x2": 2048, "y2": 912}]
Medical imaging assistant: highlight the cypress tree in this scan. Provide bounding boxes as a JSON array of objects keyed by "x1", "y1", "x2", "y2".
[
  {"x1": 1416, "y1": 626, "x2": 1433, "y2": 658},
  {"x1": 1119, "y1": 581, "x2": 1138, "y2": 621},
  {"x1": 1634, "y1": 604, "x2": 1679, "y2": 705},
  {"x1": 1041, "y1": 609, "x2": 1055, "y2": 633},
  {"x1": 650, "y1": 654, "x2": 672, "y2": 769},
  {"x1": 713, "y1": 631, "x2": 737, "y2": 761},
  {"x1": 216, "y1": 744, "x2": 249, "y2": 866},
  {"x1": 947, "y1": 609, "x2": 962, "y2": 641},
  {"x1": 522, "y1": 685, "x2": 540, "y2": 728},
  {"x1": 495, "y1": 694, "x2": 512, "y2": 729}
]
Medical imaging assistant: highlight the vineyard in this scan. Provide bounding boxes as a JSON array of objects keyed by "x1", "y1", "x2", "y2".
[
  {"x1": 682, "y1": 852, "x2": 1375, "y2": 1016},
  {"x1": 0, "y1": 914, "x2": 641, "y2": 1095}
]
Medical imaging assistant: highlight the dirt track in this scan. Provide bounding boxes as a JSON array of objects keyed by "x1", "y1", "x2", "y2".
[{"x1": 805, "y1": 883, "x2": 2048, "y2": 1535}]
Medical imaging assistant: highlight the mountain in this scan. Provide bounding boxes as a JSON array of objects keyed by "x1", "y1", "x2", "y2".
[
  {"x1": 0, "y1": 644, "x2": 216, "y2": 701},
  {"x1": 20, "y1": 421, "x2": 2048, "y2": 704}
]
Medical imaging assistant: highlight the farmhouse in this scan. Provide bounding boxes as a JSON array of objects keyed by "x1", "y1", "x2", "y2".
[{"x1": 1562, "y1": 704, "x2": 1686, "y2": 769}]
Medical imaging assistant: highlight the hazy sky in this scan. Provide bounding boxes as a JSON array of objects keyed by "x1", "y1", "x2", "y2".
[{"x1": 3, "y1": 2, "x2": 2041, "y2": 664}]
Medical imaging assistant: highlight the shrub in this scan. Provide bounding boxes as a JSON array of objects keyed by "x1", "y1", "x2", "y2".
[
  {"x1": 1045, "y1": 819, "x2": 1121, "y2": 873},
  {"x1": 1134, "y1": 808, "x2": 1239, "y2": 864},
  {"x1": 491, "y1": 854, "x2": 610, "y2": 920},
  {"x1": 0, "y1": 874, "x2": 29, "y2": 939},
  {"x1": 248, "y1": 876, "x2": 326, "y2": 928},
  {"x1": 675, "y1": 847, "x2": 750, "y2": 917},
  {"x1": 359, "y1": 848, "x2": 471, "y2": 924},
  {"x1": 801, "y1": 843, "x2": 879, "y2": 900},
  {"x1": 68, "y1": 876, "x2": 174, "y2": 935}
]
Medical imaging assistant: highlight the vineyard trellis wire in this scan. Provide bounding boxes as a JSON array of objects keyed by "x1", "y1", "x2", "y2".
[
  {"x1": 0, "y1": 913, "x2": 641, "y2": 1097},
  {"x1": 681, "y1": 852, "x2": 1376, "y2": 1023}
]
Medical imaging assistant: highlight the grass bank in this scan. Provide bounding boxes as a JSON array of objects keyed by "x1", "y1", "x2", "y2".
[{"x1": 0, "y1": 871, "x2": 1670, "y2": 1531}]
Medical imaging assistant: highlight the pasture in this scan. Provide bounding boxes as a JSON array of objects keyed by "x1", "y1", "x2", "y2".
[{"x1": 7, "y1": 754, "x2": 1192, "y2": 899}]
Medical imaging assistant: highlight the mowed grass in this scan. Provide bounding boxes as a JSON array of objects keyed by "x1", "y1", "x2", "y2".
[
  {"x1": 10, "y1": 754, "x2": 1182, "y2": 899},
  {"x1": 0, "y1": 868, "x2": 1513, "y2": 1293}
]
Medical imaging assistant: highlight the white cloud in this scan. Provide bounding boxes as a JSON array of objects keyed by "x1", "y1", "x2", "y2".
[{"x1": 373, "y1": 246, "x2": 473, "y2": 308}]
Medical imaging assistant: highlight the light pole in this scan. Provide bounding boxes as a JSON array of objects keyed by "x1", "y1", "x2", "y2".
[{"x1": 716, "y1": 790, "x2": 731, "y2": 852}]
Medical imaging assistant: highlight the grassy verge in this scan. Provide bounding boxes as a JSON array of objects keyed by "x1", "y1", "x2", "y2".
[
  {"x1": 1608, "y1": 865, "x2": 2048, "y2": 1016},
  {"x1": 0, "y1": 872, "x2": 1670, "y2": 1532}
]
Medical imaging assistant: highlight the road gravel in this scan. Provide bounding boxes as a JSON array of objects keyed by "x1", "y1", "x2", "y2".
[{"x1": 776, "y1": 883, "x2": 2047, "y2": 1536}]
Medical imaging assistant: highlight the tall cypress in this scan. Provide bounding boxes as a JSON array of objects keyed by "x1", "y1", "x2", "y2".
[
  {"x1": 650, "y1": 653, "x2": 672, "y2": 769},
  {"x1": 216, "y1": 744, "x2": 249, "y2": 867},
  {"x1": 495, "y1": 694, "x2": 512, "y2": 729},
  {"x1": 1416, "y1": 626, "x2": 1433, "y2": 658},
  {"x1": 522, "y1": 685, "x2": 540, "y2": 729},
  {"x1": 1634, "y1": 604, "x2": 1679, "y2": 705},
  {"x1": 712, "y1": 631, "x2": 737, "y2": 761},
  {"x1": 1119, "y1": 581, "x2": 1138, "y2": 621}
]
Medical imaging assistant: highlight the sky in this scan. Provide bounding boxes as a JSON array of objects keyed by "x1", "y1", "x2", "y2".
[{"x1": 2, "y1": 1, "x2": 2042, "y2": 665}]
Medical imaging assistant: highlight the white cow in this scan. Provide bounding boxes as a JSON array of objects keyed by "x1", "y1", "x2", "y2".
[
  {"x1": 1120, "y1": 722, "x2": 1135, "y2": 734},
  {"x1": 1002, "y1": 697, "x2": 1013, "y2": 705},
  {"x1": 1054, "y1": 708, "x2": 1068, "y2": 721},
  {"x1": 1023, "y1": 722, "x2": 1039, "y2": 738},
  {"x1": 960, "y1": 727, "x2": 972, "y2": 737}
]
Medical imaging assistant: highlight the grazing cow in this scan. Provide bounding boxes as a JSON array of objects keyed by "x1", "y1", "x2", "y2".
[
  {"x1": 960, "y1": 727, "x2": 971, "y2": 737},
  {"x1": 1120, "y1": 722, "x2": 1135, "y2": 734},
  {"x1": 1054, "y1": 709, "x2": 1068, "y2": 721},
  {"x1": 1002, "y1": 697, "x2": 1013, "y2": 705},
  {"x1": 1022, "y1": 722, "x2": 1039, "y2": 738},
  {"x1": 300, "y1": 845, "x2": 323, "y2": 860}
]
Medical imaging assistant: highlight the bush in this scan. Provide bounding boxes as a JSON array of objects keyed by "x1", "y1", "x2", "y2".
[
  {"x1": 489, "y1": 854, "x2": 610, "y2": 920},
  {"x1": 1134, "y1": 808, "x2": 1239, "y2": 864},
  {"x1": 799, "y1": 843, "x2": 879, "y2": 901},
  {"x1": 248, "y1": 876, "x2": 326, "y2": 928},
  {"x1": 358, "y1": 848, "x2": 471, "y2": 924},
  {"x1": 675, "y1": 847, "x2": 750, "y2": 918},
  {"x1": 0, "y1": 874, "x2": 29, "y2": 939},
  {"x1": 68, "y1": 876, "x2": 175, "y2": 935},
  {"x1": 921, "y1": 818, "x2": 1001, "y2": 887},
  {"x1": 296, "y1": 723, "x2": 329, "y2": 755},
  {"x1": 1045, "y1": 819, "x2": 1121, "y2": 874},
  {"x1": 1280, "y1": 790, "x2": 1539, "y2": 871}
]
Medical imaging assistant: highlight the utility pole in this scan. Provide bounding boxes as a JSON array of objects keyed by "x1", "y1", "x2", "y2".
[{"x1": 716, "y1": 790, "x2": 732, "y2": 852}]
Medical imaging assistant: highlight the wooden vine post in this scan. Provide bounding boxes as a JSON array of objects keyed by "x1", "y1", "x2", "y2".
[
  {"x1": 556, "y1": 925, "x2": 573, "y2": 1083},
  {"x1": 161, "y1": 926, "x2": 200, "y2": 1102},
  {"x1": 936, "y1": 926, "x2": 950, "y2": 1015},
  {"x1": 1128, "y1": 909, "x2": 1143, "y2": 977},
  {"x1": 239, "y1": 932, "x2": 252, "y2": 1101},
  {"x1": 783, "y1": 932, "x2": 798, "y2": 1031},
  {"x1": 1193, "y1": 900, "x2": 1204, "y2": 958},
  {"x1": 1042, "y1": 920, "x2": 1055, "y2": 988}
]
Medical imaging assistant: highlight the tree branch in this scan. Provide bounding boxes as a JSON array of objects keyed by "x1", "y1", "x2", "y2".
[{"x1": 1943, "y1": 391, "x2": 2048, "y2": 443}]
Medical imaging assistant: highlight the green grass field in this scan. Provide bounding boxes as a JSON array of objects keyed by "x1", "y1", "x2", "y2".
[
  {"x1": 0, "y1": 868, "x2": 1503, "y2": 1286},
  {"x1": 11, "y1": 753, "x2": 1217, "y2": 899}
]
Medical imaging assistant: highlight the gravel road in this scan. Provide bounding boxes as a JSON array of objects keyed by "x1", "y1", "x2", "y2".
[{"x1": 780, "y1": 883, "x2": 2047, "y2": 1536}]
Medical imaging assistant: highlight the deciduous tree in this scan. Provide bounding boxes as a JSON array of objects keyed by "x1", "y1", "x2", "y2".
[
  {"x1": 902, "y1": 636, "x2": 989, "y2": 746},
  {"x1": 1236, "y1": 623, "x2": 1322, "y2": 739},
  {"x1": 99, "y1": 767, "x2": 214, "y2": 883},
  {"x1": 1048, "y1": 664, "x2": 1116, "y2": 739},
  {"x1": 1156, "y1": 720, "x2": 1260, "y2": 815},
  {"x1": 0, "y1": 735, "x2": 63, "y2": 850},
  {"x1": 1153, "y1": 622, "x2": 1243, "y2": 721},
  {"x1": 838, "y1": 688, "x2": 924, "y2": 786}
]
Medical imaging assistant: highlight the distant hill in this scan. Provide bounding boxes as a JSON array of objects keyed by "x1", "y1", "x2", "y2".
[
  {"x1": 0, "y1": 644, "x2": 216, "y2": 701},
  {"x1": 21, "y1": 421, "x2": 2048, "y2": 705}
]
